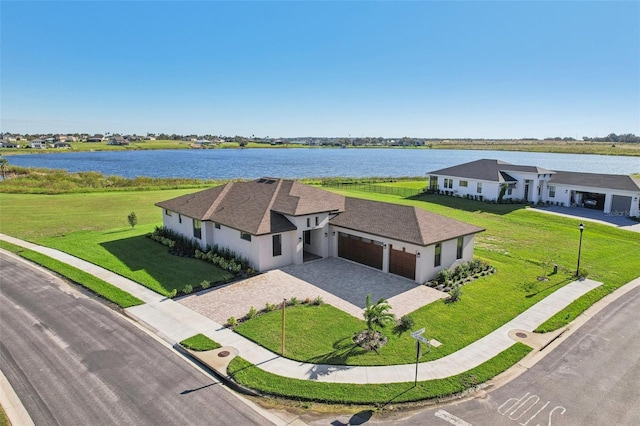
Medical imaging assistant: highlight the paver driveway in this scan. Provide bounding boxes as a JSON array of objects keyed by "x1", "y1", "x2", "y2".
[{"x1": 179, "y1": 258, "x2": 447, "y2": 324}]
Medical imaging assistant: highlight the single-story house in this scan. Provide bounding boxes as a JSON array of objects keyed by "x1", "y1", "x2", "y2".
[
  {"x1": 427, "y1": 159, "x2": 640, "y2": 217},
  {"x1": 0, "y1": 140, "x2": 18, "y2": 148},
  {"x1": 53, "y1": 142, "x2": 71, "y2": 149},
  {"x1": 156, "y1": 178, "x2": 485, "y2": 283},
  {"x1": 108, "y1": 136, "x2": 130, "y2": 145}
]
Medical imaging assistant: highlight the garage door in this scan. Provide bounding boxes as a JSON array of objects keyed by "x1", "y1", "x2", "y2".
[
  {"x1": 611, "y1": 195, "x2": 632, "y2": 216},
  {"x1": 389, "y1": 245, "x2": 416, "y2": 280},
  {"x1": 338, "y1": 232, "x2": 383, "y2": 270}
]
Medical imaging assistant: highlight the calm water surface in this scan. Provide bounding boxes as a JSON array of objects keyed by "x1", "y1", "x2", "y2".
[{"x1": 6, "y1": 148, "x2": 640, "y2": 179}]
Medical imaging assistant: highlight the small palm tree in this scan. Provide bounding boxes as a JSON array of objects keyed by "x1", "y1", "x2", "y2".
[
  {"x1": 0, "y1": 157, "x2": 7, "y2": 180},
  {"x1": 363, "y1": 294, "x2": 396, "y2": 332}
]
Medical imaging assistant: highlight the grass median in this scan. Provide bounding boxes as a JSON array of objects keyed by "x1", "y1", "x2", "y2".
[{"x1": 0, "y1": 240, "x2": 143, "y2": 308}]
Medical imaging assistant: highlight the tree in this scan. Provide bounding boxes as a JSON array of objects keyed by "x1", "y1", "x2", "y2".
[
  {"x1": 363, "y1": 294, "x2": 396, "y2": 332},
  {"x1": 0, "y1": 156, "x2": 7, "y2": 180},
  {"x1": 127, "y1": 211, "x2": 138, "y2": 229}
]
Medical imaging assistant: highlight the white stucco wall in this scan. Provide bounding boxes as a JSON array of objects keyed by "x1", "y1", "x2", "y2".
[
  {"x1": 541, "y1": 184, "x2": 640, "y2": 216},
  {"x1": 430, "y1": 174, "x2": 501, "y2": 201},
  {"x1": 418, "y1": 234, "x2": 476, "y2": 283}
]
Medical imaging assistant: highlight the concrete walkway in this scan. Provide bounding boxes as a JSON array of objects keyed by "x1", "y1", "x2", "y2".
[{"x1": 0, "y1": 233, "x2": 606, "y2": 384}]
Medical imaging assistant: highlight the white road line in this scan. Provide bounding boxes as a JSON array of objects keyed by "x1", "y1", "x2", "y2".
[{"x1": 435, "y1": 409, "x2": 473, "y2": 426}]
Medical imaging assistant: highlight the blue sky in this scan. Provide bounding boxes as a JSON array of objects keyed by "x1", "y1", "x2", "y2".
[{"x1": 2, "y1": 1, "x2": 639, "y2": 138}]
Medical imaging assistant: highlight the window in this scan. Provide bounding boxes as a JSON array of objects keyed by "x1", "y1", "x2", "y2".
[
  {"x1": 193, "y1": 219, "x2": 201, "y2": 239},
  {"x1": 272, "y1": 234, "x2": 282, "y2": 256},
  {"x1": 477, "y1": 182, "x2": 483, "y2": 193},
  {"x1": 165, "y1": 209, "x2": 172, "y2": 216},
  {"x1": 306, "y1": 218, "x2": 311, "y2": 227},
  {"x1": 548, "y1": 185, "x2": 556, "y2": 198},
  {"x1": 315, "y1": 216, "x2": 319, "y2": 226},
  {"x1": 443, "y1": 178, "x2": 453, "y2": 189},
  {"x1": 241, "y1": 232, "x2": 252, "y2": 242},
  {"x1": 457, "y1": 237, "x2": 464, "y2": 260},
  {"x1": 214, "y1": 223, "x2": 221, "y2": 229},
  {"x1": 178, "y1": 214, "x2": 182, "y2": 224},
  {"x1": 434, "y1": 243, "x2": 441, "y2": 267},
  {"x1": 459, "y1": 180, "x2": 468, "y2": 187},
  {"x1": 507, "y1": 187, "x2": 513, "y2": 196}
]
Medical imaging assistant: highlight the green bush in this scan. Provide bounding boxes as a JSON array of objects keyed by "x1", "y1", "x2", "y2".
[
  {"x1": 227, "y1": 316, "x2": 238, "y2": 327},
  {"x1": 246, "y1": 306, "x2": 258, "y2": 319},
  {"x1": 200, "y1": 280, "x2": 211, "y2": 289},
  {"x1": 182, "y1": 284, "x2": 193, "y2": 294},
  {"x1": 265, "y1": 302, "x2": 277, "y2": 312},
  {"x1": 313, "y1": 296, "x2": 324, "y2": 306}
]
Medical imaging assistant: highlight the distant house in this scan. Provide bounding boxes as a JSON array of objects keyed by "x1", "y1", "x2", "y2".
[
  {"x1": 427, "y1": 159, "x2": 640, "y2": 217},
  {"x1": 53, "y1": 142, "x2": 71, "y2": 149},
  {"x1": 0, "y1": 140, "x2": 18, "y2": 148},
  {"x1": 87, "y1": 135, "x2": 104, "y2": 143},
  {"x1": 107, "y1": 136, "x2": 130, "y2": 146},
  {"x1": 29, "y1": 140, "x2": 47, "y2": 149},
  {"x1": 156, "y1": 178, "x2": 484, "y2": 283}
]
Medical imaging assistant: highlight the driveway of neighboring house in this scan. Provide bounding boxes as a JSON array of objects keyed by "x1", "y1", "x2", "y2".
[
  {"x1": 178, "y1": 258, "x2": 447, "y2": 324},
  {"x1": 532, "y1": 205, "x2": 640, "y2": 233}
]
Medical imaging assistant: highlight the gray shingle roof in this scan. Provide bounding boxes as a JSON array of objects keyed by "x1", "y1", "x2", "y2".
[
  {"x1": 156, "y1": 178, "x2": 344, "y2": 235},
  {"x1": 329, "y1": 198, "x2": 485, "y2": 246},
  {"x1": 549, "y1": 171, "x2": 640, "y2": 192},
  {"x1": 428, "y1": 159, "x2": 552, "y2": 182}
]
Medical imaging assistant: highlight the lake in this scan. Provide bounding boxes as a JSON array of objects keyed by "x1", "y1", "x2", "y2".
[{"x1": 5, "y1": 148, "x2": 640, "y2": 179}]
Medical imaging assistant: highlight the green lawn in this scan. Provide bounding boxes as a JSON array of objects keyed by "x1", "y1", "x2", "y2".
[
  {"x1": 0, "y1": 189, "x2": 232, "y2": 296},
  {"x1": 0, "y1": 240, "x2": 143, "y2": 308},
  {"x1": 180, "y1": 334, "x2": 221, "y2": 351},
  {"x1": 228, "y1": 343, "x2": 532, "y2": 404}
]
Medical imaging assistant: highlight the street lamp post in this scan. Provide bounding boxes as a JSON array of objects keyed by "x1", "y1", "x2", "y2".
[{"x1": 576, "y1": 223, "x2": 584, "y2": 277}]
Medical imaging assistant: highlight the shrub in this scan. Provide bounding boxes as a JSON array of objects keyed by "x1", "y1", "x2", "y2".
[
  {"x1": 289, "y1": 297, "x2": 300, "y2": 306},
  {"x1": 227, "y1": 316, "x2": 238, "y2": 327},
  {"x1": 200, "y1": 280, "x2": 211, "y2": 290},
  {"x1": 182, "y1": 284, "x2": 193, "y2": 294},
  {"x1": 265, "y1": 302, "x2": 277, "y2": 312},
  {"x1": 168, "y1": 289, "x2": 177, "y2": 298},
  {"x1": 246, "y1": 306, "x2": 258, "y2": 319},
  {"x1": 313, "y1": 296, "x2": 324, "y2": 306},
  {"x1": 127, "y1": 211, "x2": 138, "y2": 228},
  {"x1": 393, "y1": 315, "x2": 415, "y2": 335},
  {"x1": 446, "y1": 284, "x2": 463, "y2": 303}
]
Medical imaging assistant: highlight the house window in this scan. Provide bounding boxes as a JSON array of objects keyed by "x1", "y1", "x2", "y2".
[
  {"x1": 315, "y1": 216, "x2": 319, "y2": 226},
  {"x1": 444, "y1": 178, "x2": 453, "y2": 189},
  {"x1": 165, "y1": 209, "x2": 172, "y2": 216},
  {"x1": 548, "y1": 186, "x2": 556, "y2": 198},
  {"x1": 306, "y1": 218, "x2": 311, "y2": 227},
  {"x1": 241, "y1": 232, "x2": 252, "y2": 242},
  {"x1": 214, "y1": 223, "x2": 221, "y2": 229},
  {"x1": 477, "y1": 182, "x2": 483, "y2": 193},
  {"x1": 434, "y1": 243, "x2": 441, "y2": 267},
  {"x1": 272, "y1": 234, "x2": 282, "y2": 257},
  {"x1": 456, "y1": 237, "x2": 464, "y2": 260},
  {"x1": 459, "y1": 180, "x2": 468, "y2": 187},
  {"x1": 178, "y1": 214, "x2": 182, "y2": 224},
  {"x1": 193, "y1": 219, "x2": 201, "y2": 239},
  {"x1": 507, "y1": 187, "x2": 513, "y2": 196}
]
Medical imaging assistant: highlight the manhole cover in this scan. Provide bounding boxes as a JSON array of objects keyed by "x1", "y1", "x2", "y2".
[
  {"x1": 515, "y1": 332, "x2": 528, "y2": 338},
  {"x1": 218, "y1": 350, "x2": 230, "y2": 358}
]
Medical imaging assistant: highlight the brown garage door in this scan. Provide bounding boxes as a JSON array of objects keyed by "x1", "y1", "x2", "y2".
[
  {"x1": 338, "y1": 232, "x2": 383, "y2": 270},
  {"x1": 389, "y1": 245, "x2": 416, "y2": 280}
]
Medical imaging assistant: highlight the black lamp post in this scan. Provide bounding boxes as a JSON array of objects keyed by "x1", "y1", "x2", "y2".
[{"x1": 576, "y1": 223, "x2": 584, "y2": 277}]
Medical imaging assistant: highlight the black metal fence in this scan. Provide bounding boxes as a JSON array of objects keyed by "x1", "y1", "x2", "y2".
[{"x1": 321, "y1": 180, "x2": 425, "y2": 198}]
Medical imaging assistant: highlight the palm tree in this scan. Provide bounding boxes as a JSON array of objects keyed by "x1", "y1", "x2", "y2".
[{"x1": 363, "y1": 294, "x2": 396, "y2": 332}]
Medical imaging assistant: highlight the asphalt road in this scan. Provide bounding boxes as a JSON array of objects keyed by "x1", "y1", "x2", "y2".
[
  {"x1": 0, "y1": 253, "x2": 273, "y2": 426},
  {"x1": 307, "y1": 285, "x2": 640, "y2": 426}
]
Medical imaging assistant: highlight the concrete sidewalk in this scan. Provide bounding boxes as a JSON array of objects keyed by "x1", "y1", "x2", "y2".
[{"x1": 0, "y1": 233, "x2": 607, "y2": 384}]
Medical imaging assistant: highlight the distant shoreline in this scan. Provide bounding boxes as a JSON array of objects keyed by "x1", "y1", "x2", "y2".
[{"x1": 1, "y1": 139, "x2": 639, "y2": 157}]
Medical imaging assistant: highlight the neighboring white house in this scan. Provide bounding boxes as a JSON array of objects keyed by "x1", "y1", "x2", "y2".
[
  {"x1": 427, "y1": 159, "x2": 640, "y2": 217},
  {"x1": 29, "y1": 140, "x2": 47, "y2": 149},
  {"x1": 156, "y1": 178, "x2": 485, "y2": 283}
]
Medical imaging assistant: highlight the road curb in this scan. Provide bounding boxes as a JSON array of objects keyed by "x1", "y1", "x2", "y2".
[{"x1": 0, "y1": 368, "x2": 35, "y2": 426}]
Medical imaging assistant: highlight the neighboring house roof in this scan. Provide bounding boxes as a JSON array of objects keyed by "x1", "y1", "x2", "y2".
[
  {"x1": 156, "y1": 178, "x2": 345, "y2": 235},
  {"x1": 427, "y1": 159, "x2": 553, "y2": 183},
  {"x1": 330, "y1": 197, "x2": 484, "y2": 246},
  {"x1": 550, "y1": 171, "x2": 640, "y2": 192},
  {"x1": 157, "y1": 178, "x2": 484, "y2": 244}
]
